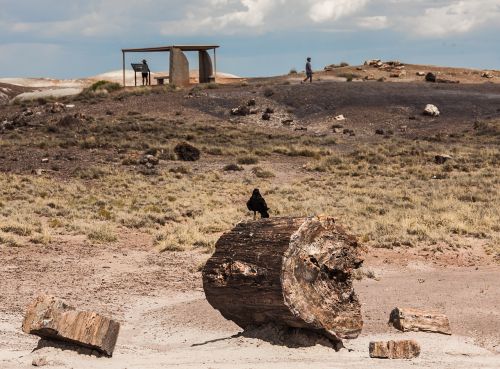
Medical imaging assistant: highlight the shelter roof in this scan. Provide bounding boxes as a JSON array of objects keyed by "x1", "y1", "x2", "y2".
[{"x1": 122, "y1": 45, "x2": 219, "y2": 53}]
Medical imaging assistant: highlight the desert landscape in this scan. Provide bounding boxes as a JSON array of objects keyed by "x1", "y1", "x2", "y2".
[{"x1": 0, "y1": 60, "x2": 499, "y2": 368}]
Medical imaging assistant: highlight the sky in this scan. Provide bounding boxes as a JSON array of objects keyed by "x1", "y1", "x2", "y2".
[{"x1": 0, "y1": 0, "x2": 499, "y2": 79}]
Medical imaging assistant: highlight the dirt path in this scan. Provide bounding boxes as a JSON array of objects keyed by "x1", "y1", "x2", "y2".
[{"x1": 0, "y1": 237, "x2": 498, "y2": 368}]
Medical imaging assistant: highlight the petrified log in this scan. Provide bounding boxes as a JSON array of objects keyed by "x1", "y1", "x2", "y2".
[
  {"x1": 369, "y1": 340, "x2": 421, "y2": 359},
  {"x1": 389, "y1": 307, "x2": 451, "y2": 335},
  {"x1": 22, "y1": 295, "x2": 120, "y2": 356},
  {"x1": 202, "y1": 216, "x2": 363, "y2": 344}
]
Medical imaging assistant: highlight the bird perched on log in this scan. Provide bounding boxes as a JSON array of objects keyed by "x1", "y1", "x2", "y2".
[{"x1": 247, "y1": 189, "x2": 270, "y2": 219}]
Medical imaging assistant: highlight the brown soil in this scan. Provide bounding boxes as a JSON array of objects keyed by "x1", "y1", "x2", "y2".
[
  {"x1": 0, "y1": 233, "x2": 498, "y2": 368},
  {"x1": 0, "y1": 75, "x2": 499, "y2": 368}
]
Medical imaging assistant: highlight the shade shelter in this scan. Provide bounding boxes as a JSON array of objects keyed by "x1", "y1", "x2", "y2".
[{"x1": 121, "y1": 45, "x2": 219, "y2": 87}]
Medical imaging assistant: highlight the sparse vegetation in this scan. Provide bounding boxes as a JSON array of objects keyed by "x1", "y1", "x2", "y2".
[
  {"x1": 86, "y1": 223, "x2": 118, "y2": 243},
  {"x1": 223, "y1": 163, "x2": 244, "y2": 171},
  {"x1": 77, "y1": 80, "x2": 122, "y2": 100},
  {"x1": 336, "y1": 72, "x2": 361, "y2": 82},
  {"x1": 263, "y1": 88, "x2": 275, "y2": 97},
  {"x1": 252, "y1": 166, "x2": 275, "y2": 178},
  {"x1": 0, "y1": 83, "x2": 498, "y2": 261},
  {"x1": 237, "y1": 155, "x2": 259, "y2": 165}
]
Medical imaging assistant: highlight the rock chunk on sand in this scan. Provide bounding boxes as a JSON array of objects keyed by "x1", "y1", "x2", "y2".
[
  {"x1": 389, "y1": 307, "x2": 451, "y2": 335},
  {"x1": 22, "y1": 295, "x2": 120, "y2": 356},
  {"x1": 369, "y1": 340, "x2": 421, "y2": 359},
  {"x1": 423, "y1": 104, "x2": 440, "y2": 117},
  {"x1": 174, "y1": 142, "x2": 201, "y2": 162},
  {"x1": 434, "y1": 154, "x2": 453, "y2": 165}
]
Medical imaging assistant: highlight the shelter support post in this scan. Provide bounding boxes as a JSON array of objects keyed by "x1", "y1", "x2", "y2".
[
  {"x1": 214, "y1": 48, "x2": 217, "y2": 83},
  {"x1": 170, "y1": 47, "x2": 190, "y2": 87},
  {"x1": 122, "y1": 51, "x2": 126, "y2": 87},
  {"x1": 199, "y1": 50, "x2": 214, "y2": 83}
]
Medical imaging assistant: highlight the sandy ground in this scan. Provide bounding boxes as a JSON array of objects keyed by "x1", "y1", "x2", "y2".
[
  {"x1": 0, "y1": 235, "x2": 498, "y2": 369},
  {"x1": 0, "y1": 78, "x2": 86, "y2": 89}
]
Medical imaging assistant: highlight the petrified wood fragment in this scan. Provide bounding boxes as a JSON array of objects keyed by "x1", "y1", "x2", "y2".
[
  {"x1": 389, "y1": 307, "x2": 451, "y2": 335},
  {"x1": 22, "y1": 295, "x2": 120, "y2": 356},
  {"x1": 203, "y1": 216, "x2": 363, "y2": 344},
  {"x1": 369, "y1": 340, "x2": 421, "y2": 359}
]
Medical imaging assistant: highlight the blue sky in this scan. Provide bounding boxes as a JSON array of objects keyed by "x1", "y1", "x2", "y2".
[{"x1": 0, "y1": 0, "x2": 499, "y2": 79}]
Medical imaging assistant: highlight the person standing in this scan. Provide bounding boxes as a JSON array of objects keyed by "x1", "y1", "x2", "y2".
[
  {"x1": 303, "y1": 57, "x2": 313, "y2": 83},
  {"x1": 141, "y1": 59, "x2": 150, "y2": 86}
]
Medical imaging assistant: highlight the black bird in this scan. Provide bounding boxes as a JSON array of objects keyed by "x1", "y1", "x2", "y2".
[{"x1": 247, "y1": 189, "x2": 270, "y2": 219}]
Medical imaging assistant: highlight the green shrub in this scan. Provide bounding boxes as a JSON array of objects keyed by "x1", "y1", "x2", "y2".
[{"x1": 88, "y1": 80, "x2": 121, "y2": 93}]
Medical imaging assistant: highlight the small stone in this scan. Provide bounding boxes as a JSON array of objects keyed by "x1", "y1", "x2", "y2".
[
  {"x1": 334, "y1": 115, "x2": 346, "y2": 121},
  {"x1": 264, "y1": 107, "x2": 274, "y2": 114},
  {"x1": 425, "y1": 72, "x2": 437, "y2": 82},
  {"x1": 423, "y1": 104, "x2": 440, "y2": 117},
  {"x1": 174, "y1": 142, "x2": 200, "y2": 161},
  {"x1": 140, "y1": 154, "x2": 159, "y2": 166},
  {"x1": 230, "y1": 106, "x2": 250, "y2": 116},
  {"x1": 262, "y1": 112, "x2": 271, "y2": 121},
  {"x1": 369, "y1": 340, "x2": 420, "y2": 359},
  {"x1": 32, "y1": 169, "x2": 44, "y2": 175},
  {"x1": 48, "y1": 102, "x2": 66, "y2": 113},
  {"x1": 390, "y1": 71, "x2": 406, "y2": 78},
  {"x1": 435, "y1": 154, "x2": 452, "y2": 164},
  {"x1": 41, "y1": 158, "x2": 49, "y2": 163},
  {"x1": 247, "y1": 99, "x2": 256, "y2": 106},
  {"x1": 416, "y1": 71, "x2": 426, "y2": 76},
  {"x1": 32, "y1": 356, "x2": 49, "y2": 366},
  {"x1": 375, "y1": 129, "x2": 384, "y2": 135},
  {"x1": 281, "y1": 119, "x2": 294, "y2": 125},
  {"x1": 364, "y1": 59, "x2": 381, "y2": 67}
]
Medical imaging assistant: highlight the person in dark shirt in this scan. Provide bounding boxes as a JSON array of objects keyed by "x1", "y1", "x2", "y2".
[
  {"x1": 141, "y1": 59, "x2": 149, "y2": 86},
  {"x1": 303, "y1": 57, "x2": 313, "y2": 83}
]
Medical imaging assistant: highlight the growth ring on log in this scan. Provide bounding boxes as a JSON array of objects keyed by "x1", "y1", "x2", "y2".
[{"x1": 203, "y1": 216, "x2": 363, "y2": 343}]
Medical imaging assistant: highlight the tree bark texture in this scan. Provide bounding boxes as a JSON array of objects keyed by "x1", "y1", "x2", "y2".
[{"x1": 203, "y1": 216, "x2": 364, "y2": 342}]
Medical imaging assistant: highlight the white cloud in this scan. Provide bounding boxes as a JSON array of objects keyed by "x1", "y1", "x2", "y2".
[
  {"x1": 357, "y1": 15, "x2": 388, "y2": 30},
  {"x1": 309, "y1": 0, "x2": 369, "y2": 23},
  {"x1": 1, "y1": 0, "x2": 500, "y2": 39},
  {"x1": 408, "y1": 0, "x2": 500, "y2": 37}
]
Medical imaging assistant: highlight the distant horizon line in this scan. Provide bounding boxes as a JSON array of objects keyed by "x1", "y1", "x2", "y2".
[{"x1": 1, "y1": 60, "x2": 499, "y2": 81}]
